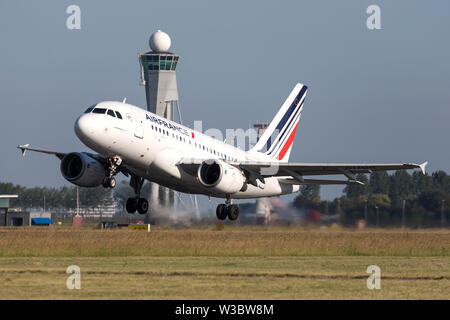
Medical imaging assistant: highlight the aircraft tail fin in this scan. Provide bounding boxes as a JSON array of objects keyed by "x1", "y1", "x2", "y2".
[{"x1": 250, "y1": 83, "x2": 307, "y2": 162}]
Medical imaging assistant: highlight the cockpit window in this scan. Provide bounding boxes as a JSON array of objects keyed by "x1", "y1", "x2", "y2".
[
  {"x1": 84, "y1": 104, "x2": 97, "y2": 113},
  {"x1": 107, "y1": 110, "x2": 116, "y2": 118},
  {"x1": 115, "y1": 111, "x2": 123, "y2": 119},
  {"x1": 92, "y1": 108, "x2": 107, "y2": 114}
]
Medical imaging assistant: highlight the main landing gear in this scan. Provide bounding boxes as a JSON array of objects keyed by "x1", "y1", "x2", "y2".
[
  {"x1": 102, "y1": 156, "x2": 121, "y2": 188},
  {"x1": 216, "y1": 196, "x2": 239, "y2": 221},
  {"x1": 126, "y1": 175, "x2": 148, "y2": 215},
  {"x1": 126, "y1": 197, "x2": 148, "y2": 215}
]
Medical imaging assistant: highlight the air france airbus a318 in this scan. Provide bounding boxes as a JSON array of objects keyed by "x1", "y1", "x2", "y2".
[{"x1": 19, "y1": 83, "x2": 427, "y2": 220}]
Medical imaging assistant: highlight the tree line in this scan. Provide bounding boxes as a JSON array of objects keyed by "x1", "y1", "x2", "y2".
[
  {"x1": 0, "y1": 182, "x2": 113, "y2": 211},
  {"x1": 293, "y1": 170, "x2": 450, "y2": 228}
]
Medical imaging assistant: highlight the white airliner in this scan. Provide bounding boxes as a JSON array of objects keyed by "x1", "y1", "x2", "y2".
[{"x1": 18, "y1": 83, "x2": 427, "y2": 220}]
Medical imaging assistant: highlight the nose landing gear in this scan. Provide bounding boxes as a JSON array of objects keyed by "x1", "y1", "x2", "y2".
[{"x1": 102, "y1": 156, "x2": 121, "y2": 188}]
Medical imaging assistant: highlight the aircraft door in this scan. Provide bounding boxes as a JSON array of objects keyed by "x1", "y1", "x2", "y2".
[{"x1": 133, "y1": 111, "x2": 144, "y2": 139}]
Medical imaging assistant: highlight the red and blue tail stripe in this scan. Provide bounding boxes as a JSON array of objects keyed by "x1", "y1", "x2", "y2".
[{"x1": 251, "y1": 83, "x2": 307, "y2": 162}]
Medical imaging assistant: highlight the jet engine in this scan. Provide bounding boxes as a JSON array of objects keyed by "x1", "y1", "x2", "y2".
[
  {"x1": 60, "y1": 152, "x2": 107, "y2": 187},
  {"x1": 197, "y1": 159, "x2": 246, "y2": 194}
]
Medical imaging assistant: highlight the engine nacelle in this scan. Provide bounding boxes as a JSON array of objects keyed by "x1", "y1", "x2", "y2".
[
  {"x1": 60, "y1": 152, "x2": 106, "y2": 187},
  {"x1": 197, "y1": 159, "x2": 246, "y2": 194}
]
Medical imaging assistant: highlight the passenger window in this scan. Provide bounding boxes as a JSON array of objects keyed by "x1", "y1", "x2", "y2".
[
  {"x1": 107, "y1": 110, "x2": 116, "y2": 117},
  {"x1": 92, "y1": 108, "x2": 107, "y2": 114},
  {"x1": 115, "y1": 111, "x2": 123, "y2": 119}
]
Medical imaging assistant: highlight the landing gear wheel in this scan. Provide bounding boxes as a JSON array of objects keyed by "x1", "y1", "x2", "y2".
[
  {"x1": 102, "y1": 177, "x2": 116, "y2": 189},
  {"x1": 216, "y1": 204, "x2": 227, "y2": 220},
  {"x1": 227, "y1": 205, "x2": 239, "y2": 221},
  {"x1": 126, "y1": 198, "x2": 138, "y2": 214},
  {"x1": 108, "y1": 177, "x2": 116, "y2": 188},
  {"x1": 104, "y1": 156, "x2": 122, "y2": 188},
  {"x1": 137, "y1": 198, "x2": 149, "y2": 214}
]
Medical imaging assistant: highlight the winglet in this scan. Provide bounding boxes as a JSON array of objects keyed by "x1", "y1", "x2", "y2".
[
  {"x1": 18, "y1": 144, "x2": 30, "y2": 157},
  {"x1": 419, "y1": 161, "x2": 428, "y2": 175}
]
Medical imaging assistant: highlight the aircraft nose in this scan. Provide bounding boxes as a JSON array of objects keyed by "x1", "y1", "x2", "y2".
[{"x1": 74, "y1": 114, "x2": 95, "y2": 140}]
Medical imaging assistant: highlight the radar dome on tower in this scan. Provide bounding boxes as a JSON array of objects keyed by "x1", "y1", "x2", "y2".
[{"x1": 149, "y1": 30, "x2": 171, "y2": 52}]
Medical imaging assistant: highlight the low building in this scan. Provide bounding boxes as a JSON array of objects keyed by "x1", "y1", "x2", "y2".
[
  {"x1": 0, "y1": 195, "x2": 18, "y2": 226},
  {"x1": 1, "y1": 211, "x2": 53, "y2": 227},
  {"x1": 1, "y1": 194, "x2": 53, "y2": 226}
]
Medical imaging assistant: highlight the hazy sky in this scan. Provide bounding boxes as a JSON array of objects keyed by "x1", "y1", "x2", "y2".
[{"x1": 0, "y1": 1, "x2": 449, "y2": 204}]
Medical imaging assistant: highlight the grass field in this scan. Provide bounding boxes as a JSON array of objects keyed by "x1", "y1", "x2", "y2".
[{"x1": 0, "y1": 226, "x2": 448, "y2": 299}]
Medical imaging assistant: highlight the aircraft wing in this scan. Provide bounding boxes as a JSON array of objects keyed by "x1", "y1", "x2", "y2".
[
  {"x1": 239, "y1": 161, "x2": 428, "y2": 184},
  {"x1": 17, "y1": 144, "x2": 132, "y2": 178},
  {"x1": 17, "y1": 144, "x2": 66, "y2": 160},
  {"x1": 17, "y1": 145, "x2": 109, "y2": 167},
  {"x1": 239, "y1": 161, "x2": 428, "y2": 176},
  {"x1": 178, "y1": 158, "x2": 428, "y2": 185}
]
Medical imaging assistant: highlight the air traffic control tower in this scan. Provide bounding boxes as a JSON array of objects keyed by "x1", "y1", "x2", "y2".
[
  {"x1": 138, "y1": 30, "x2": 181, "y2": 209},
  {"x1": 138, "y1": 30, "x2": 182, "y2": 122}
]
